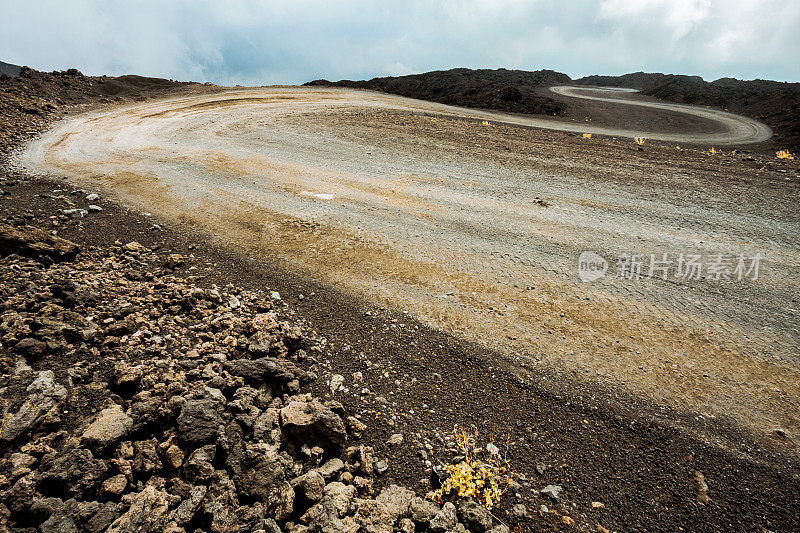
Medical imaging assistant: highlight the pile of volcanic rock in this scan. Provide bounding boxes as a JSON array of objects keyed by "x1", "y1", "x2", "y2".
[{"x1": 0, "y1": 234, "x2": 509, "y2": 532}]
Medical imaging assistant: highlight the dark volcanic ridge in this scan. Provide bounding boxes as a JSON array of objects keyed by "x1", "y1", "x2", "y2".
[
  {"x1": 307, "y1": 68, "x2": 800, "y2": 152},
  {"x1": 306, "y1": 68, "x2": 570, "y2": 117}
]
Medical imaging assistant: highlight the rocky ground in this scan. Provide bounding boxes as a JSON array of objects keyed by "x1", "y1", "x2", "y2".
[
  {"x1": 0, "y1": 69, "x2": 535, "y2": 532},
  {"x1": 0, "y1": 235, "x2": 513, "y2": 533}
]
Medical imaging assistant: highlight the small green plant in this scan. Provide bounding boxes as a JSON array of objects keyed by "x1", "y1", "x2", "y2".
[{"x1": 427, "y1": 426, "x2": 512, "y2": 510}]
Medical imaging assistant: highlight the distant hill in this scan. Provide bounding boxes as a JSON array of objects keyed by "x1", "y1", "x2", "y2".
[
  {"x1": 305, "y1": 68, "x2": 570, "y2": 116},
  {"x1": 577, "y1": 72, "x2": 703, "y2": 89},
  {"x1": 0, "y1": 61, "x2": 21, "y2": 77}
]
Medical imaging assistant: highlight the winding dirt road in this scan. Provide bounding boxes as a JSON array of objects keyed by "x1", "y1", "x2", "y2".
[
  {"x1": 550, "y1": 86, "x2": 772, "y2": 144},
  {"x1": 17, "y1": 86, "x2": 800, "y2": 449}
]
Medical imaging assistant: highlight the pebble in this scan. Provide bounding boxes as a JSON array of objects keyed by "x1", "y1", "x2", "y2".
[
  {"x1": 387, "y1": 433, "x2": 404, "y2": 445},
  {"x1": 541, "y1": 485, "x2": 562, "y2": 501},
  {"x1": 373, "y1": 459, "x2": 389, "y2": 476}
]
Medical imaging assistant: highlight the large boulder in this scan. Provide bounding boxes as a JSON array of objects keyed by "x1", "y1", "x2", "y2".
[
  {"x1": 0, "y1": 222, "x2": 80, "y2": 262},
  {"x1": 168, "y1": 485, "x2": 207, "y2": 525},
  {"x1": 280, "y1": 397, "x2": 347, "y2": 448},
  {"x1": 324, "y1": 482, "x2": 357, "y2": 517},
  {"x1": 81, "y1": 405, "x2": 133, "y2": 451},
  {"x1": 177, "y1": 399, "x2": 222, "y2": 444},
  {"x1": 106, "y1": 486, "x2": 170, "y2": 533},
  {"x1": 40, "y1": 512, "x2": 79, "y2": 533},
  {"x1": 429, "y1": 502, "x2": 458, "y2": 533},
  {"x1": 376, "y1": 484, "x2": 414, "y2": 523},
  {"x1": 317, "y1": 458, "x2": 345, "y2": 481},
  {"x1": 85, "y1": 502, "x2": 123, "y2": 533},
  {"x1": 224, "y1": 357, "x2": 300, "y2": 384},
  {"x1": 1, "y1": 371, "x2": 67, "y2": 442},
  {"x1": 292, "y1": 470, "x2": 326, "y2": 502},
  {"x1": 354, "y1": 499, "x2": 394, "y2": 533},
  {"x1": 236, "y1": 443, "x2": 294, "y2": 521},
  {"x1": 458, "y1": 499, "x2": 493, "y2": 532},
  {"x1": 301, "y1": 495, "x2": 344, "y2": 533},
  {"x1": 184, "y1": 445, "x2": 216, "y2": 482},
  {"x1": 41, "y1": 448, "x2": 108, "y2": 498},
  {"x1": 410, "y1": 496, "x2": 440, "y2": 524}
]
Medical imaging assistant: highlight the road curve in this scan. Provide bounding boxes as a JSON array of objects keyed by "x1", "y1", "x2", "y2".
[
  {"x1": 15, "y1": 87, "x2": 800, "y2": 447},
  {"x1": 549, "y1": 86, "x2": 772, "y2": 144}
]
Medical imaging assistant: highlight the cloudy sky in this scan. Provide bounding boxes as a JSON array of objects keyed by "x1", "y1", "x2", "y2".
[{"x1": 1, "y1": 0, "x2": 798, "y2": 84}]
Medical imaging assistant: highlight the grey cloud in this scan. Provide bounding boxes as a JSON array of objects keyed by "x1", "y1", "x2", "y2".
[{"x1": 0, "y1": 0, "x2": 797, "y2": 84}]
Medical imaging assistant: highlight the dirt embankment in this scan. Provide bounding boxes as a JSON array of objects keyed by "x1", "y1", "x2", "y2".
[{"x1": 0, "y1": 65, "x2": 211, "y2": 155}]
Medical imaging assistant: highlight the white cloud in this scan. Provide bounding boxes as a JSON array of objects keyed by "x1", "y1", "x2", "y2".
[{"x1": 0, "y1": 0, "x2": 797, "y2": 84}]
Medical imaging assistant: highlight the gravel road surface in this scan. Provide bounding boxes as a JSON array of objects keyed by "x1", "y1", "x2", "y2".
[{"x1": 17, "y1": 86, "x2": 799, "y2": 451}]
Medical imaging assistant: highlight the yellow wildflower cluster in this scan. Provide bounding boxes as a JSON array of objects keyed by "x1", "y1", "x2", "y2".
[
  {"x1": 776, "y1": 150, "x2": 795, "y2": 159},
  {"x1": 634, "y1": 137, "x2": 646, "y2": 145},
  {"x1": 427, "y1": 426, "x2": 512, "y2": 510},
  {"x1": 582, "y1": 133, "x2": 592, "y2": 139},
  {"x1": 709, "y1": 147, "x2": 718, "y2": 154},
  {"x1": 482, "y1": 120, "x2": 490, "y2": 126}
]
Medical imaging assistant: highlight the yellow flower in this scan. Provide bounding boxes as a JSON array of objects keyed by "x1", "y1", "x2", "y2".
[{"x1": 426, "y1": 426, "x2": 512, "y2": 510}]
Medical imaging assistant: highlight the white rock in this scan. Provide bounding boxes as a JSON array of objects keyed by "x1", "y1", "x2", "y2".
[{"x1": 330, "y1": 374, "x2": 345, "y2": 395}]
